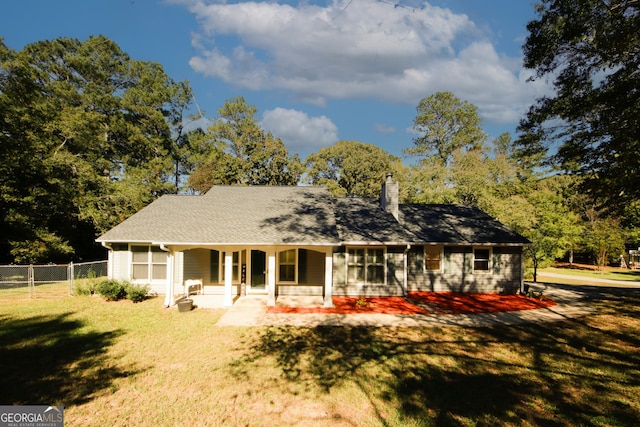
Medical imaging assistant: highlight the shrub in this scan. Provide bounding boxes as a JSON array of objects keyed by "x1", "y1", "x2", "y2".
[
  {"x1": 126, "y1": 283, "x2": 150, "y2": 303},
  {"x1": 74, "y1": 280, "x2": 97, "y2": 296},
  {"x1": 74, "y1": 268, "x2": 99, "y2": 296},
  {"x1": 96, "y1": 279, "x2": 127, "y2": 301},
  {"x1": 355, "y1": 297, "x2": 369, "y2": 309}
]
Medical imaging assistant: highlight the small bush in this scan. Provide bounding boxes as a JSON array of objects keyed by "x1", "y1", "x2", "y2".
[
  {"x1": 126, "y1": 283, "x2": 150, "y2": 303},
  {"x1": 96, "y1": 279, "x2": 127, "y2": 301},
  {"x1": 526, "y1": 290, "x2": 546, "y2": 301},
  {"x1": 355, "y1": 297, "x2": 369, "y2": 309},
  {"x1": 74, "y1": 280, "x2": 97, "y2": 296},
  {"x1": 74, "y1": 268, "x2": 99, "y2": 296}
]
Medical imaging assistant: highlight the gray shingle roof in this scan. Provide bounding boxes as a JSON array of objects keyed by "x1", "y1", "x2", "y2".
[
  {"x1": 399, "y1": 204, "x2": 530, "y2": 245},
  {"x1": 334, "y1": 198, "x2": 418, "y2": 244},
  {"x1": 97, "y1": 186, "x2": 530, "y2": 247},
  {"x1": 97, "y1": 186, "x2": 340, "y2": 245}
]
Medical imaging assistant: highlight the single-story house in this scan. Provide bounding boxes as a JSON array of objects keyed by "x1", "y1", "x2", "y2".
[{"x1": 96, "y1": 175, "x2": 530, "y2": 307}]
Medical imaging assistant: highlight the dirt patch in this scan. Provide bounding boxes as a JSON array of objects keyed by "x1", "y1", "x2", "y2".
[{"x1": 266, "y1": 293, "x2": 556, "y2": 315}]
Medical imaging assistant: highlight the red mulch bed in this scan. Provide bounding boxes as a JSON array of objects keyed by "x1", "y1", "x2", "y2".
[
  {"x1": 407, "y1": 292, "x2": 556, "y2": 314},
  {"x1": 266, "y1": 292, "x2": 556, "y2": 315},
  {"x1": 267, "y1": 296, "x2": 429, "y2": 315}
]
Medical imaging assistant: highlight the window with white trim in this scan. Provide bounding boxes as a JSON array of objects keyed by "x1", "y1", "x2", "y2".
[
  {"x1": 131, "y1": 245, "x2": 166, "y2": 281},
  {"x1": 473, "y1": 248, "x2": 491, "y2": 272},
  {"x1": 347, "y1": 248, "x2": 385, "y2": 284},
  {"x1": 424, "y1": 246, "x2": 442, "y2": 271},
  {"x1": 278, "y1": 249, "x2": 297, "y2": 282}
]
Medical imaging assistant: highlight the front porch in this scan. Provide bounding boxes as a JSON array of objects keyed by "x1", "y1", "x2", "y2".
[
  {"x1": 166, "y1": 245, "x2": 335, "y2": 308},
  {"x1": 188, "y1": 294, "x2": 325, "y2": 309}
]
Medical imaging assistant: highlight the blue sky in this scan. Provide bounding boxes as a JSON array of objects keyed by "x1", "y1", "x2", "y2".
[{"x1": 1, "y1": 0, "x2": 548, "y2": 160}]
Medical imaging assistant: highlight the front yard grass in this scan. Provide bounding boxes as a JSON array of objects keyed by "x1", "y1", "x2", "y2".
[
  {"x1": 1, "y1": 292, "x2": 639, "y2": 426},
  {"x1": 541, "y1": 266, "x2": 640, "y2": 282}
]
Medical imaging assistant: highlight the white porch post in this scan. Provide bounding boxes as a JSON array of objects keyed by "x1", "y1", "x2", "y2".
[
  {"x1": 324, "y1": 248, "x2": 334, "y2": 308},
  {"x1": 164, "y1": 249, "x2": 175, "y2": 307},
  {"x1": 267, "y1": 250, "x2": 276, "y2": 306},
  {"x1": 224, "y1": 251, "x2": 233, "y2": 306}
]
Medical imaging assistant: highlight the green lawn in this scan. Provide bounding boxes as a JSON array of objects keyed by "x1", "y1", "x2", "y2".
[
  {"x1": 1, "y1": 292, "x2": 640, "y2": 426},
  {"x1": 540, "y1": 266, "x2": 640, "y2": 282}
]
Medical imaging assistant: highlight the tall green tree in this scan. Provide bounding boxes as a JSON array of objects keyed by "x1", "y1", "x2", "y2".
[
  {"x1": 0, "y1": 36, "x2": 192, "y2": 263},
  {"x1": 518, "y1": 0, "x2": 640, "y2": 212},
  {"x1": 305, "y1": 140, "x2": 406, "y2": 198},
  {"x1": 521, "y1": 176, "x2": 584, "y2": 281},
  {"x1": 187, "y1": 96, "x2": 303, "y2": 192},
  {"x1": 405, "y1": 92, "x2": 489, "y2": 205},
  {"x1": 405, "y1": 91, "x2": 487, "y2": 166}
]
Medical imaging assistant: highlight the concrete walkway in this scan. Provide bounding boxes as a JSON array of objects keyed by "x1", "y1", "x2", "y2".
[{"x1": 213, "y1": 284, "x2": 606, "y2": 327}]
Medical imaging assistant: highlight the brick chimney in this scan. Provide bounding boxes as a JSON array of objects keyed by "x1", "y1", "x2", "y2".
[{"x1": 380, "y1": 173, "x2": 399, "y2": 220}]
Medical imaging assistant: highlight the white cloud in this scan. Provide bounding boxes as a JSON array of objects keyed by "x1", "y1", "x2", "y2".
[
  {"x1": 260, "y1": 108, "x2": 338, "y2": 154},
  {"x1": 375, "y1": 123, "x2": 396, "y2": 134},
  {"x1": 181, "y1": 0, "x2": 551, "y2": 124}
]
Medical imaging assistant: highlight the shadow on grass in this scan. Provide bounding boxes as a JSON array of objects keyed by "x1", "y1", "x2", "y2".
[
  {"x1": 0, "y1": 312, "x2": 139, "y2": 406},
  {"x1": 242, "y1": 292, "x2": 640, "y2": 426}
]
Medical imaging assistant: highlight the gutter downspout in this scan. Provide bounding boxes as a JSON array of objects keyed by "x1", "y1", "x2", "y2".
[
  {"x1": 101, "y1": 242, "x2": 113, "y2": 279},
  {"x1": 160, "y1": 244, "x2": 175, "y2": 307},
  {"x1": 403, "y1": 244, "x2": 411, "y2": 297}
]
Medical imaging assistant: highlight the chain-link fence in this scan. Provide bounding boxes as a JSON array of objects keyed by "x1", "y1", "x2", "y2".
[{"x1": 0, "y1": 260, "x2": 107, "y2": 299}]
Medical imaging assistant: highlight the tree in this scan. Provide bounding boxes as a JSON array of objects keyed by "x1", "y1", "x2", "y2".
[
  {"x1": 521, "y1": 176, "x2": 584, "y2": 281},
  {"x1": 305, "y1": 140, "x2": 406, "y2": 198},
  {"x1": 622, "y1": 200, "x2": 640, "y2": 251},
  {"x1": 187, "y1": 97, "x2": 303, "y2": 191},
  {"x1": 518, "y1": 0, "x2": 640, "y2": 213},
  {"x1": 405, "y1": 91, "x2": 487, "y2": 166},
  {"x1": 405, "y1": 92, "x2": 489, "y2": 205},
  {"x1": 582, "y1": 206, "x2": 625, "y2": 270},
  {"x1": 0, "y1": 36, "x2": 193, "y2": 263}
]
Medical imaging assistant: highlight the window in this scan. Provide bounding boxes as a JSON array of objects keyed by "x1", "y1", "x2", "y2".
[
  {"x1": 210, "y1": 250, "x2": 219, "y2": 283},
  {"x1": 424, "y1": 246, "x2": 442, "y2": 271},
  {"x1": 131, "y1": 245, "x2": 166, "y2": 281},
  {"x1": 348, "y1": 248, "x2": 385, "y2": 284},
  {"x1": 474, "y1": 248, "x2": 491, "y2": 272},
  {"x1": 367, "y1": 249, "x2": 385, "y2": 283},
  {"x1": 221, "y1": 251, "x2": 240, "y2": 282},
  {"x1": 347, "y1": 248, "x2": 364, "y2": 283},
  {"x1": 278, "y1": 249, "x2": 296, "y2": 282}
]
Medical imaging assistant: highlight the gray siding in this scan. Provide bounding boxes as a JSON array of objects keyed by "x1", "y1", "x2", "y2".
[
  {"x1": 331, "y1": 246, "x2": 404, "y2": 296},
  {"x1": 183, "y1": 249, "x2": 210, "y2": 283},
  {"x1": 276, "y1": 249, "x2": 325, "y2": 296},
  {"x1": 386, "y1": 247, "x2": 405, "y2": 294},
  {"x1": 299, "y1": 249, "x2": 325, "y2": 285},
  {"x1": 408, "y1": 245, "x2": 523, "y2": 294}
]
